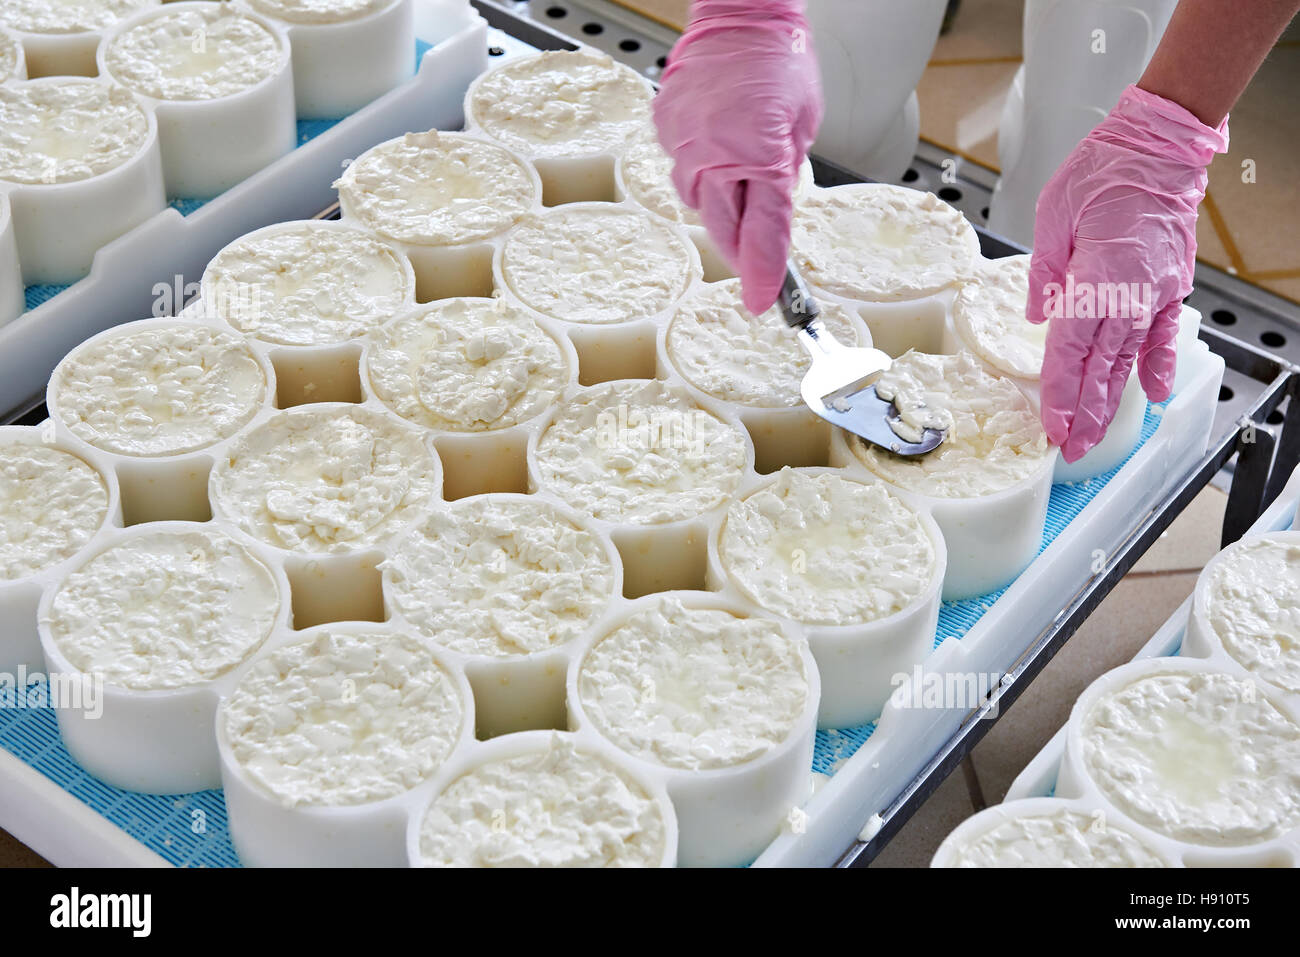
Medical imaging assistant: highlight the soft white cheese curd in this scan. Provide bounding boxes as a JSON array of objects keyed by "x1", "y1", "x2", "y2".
[
  {"x1": 336, "y1": 131, "x2": 536, "y2": 246},
  {"x1": 1203, "y1": 537, "x2": 1300, "y2": 694},
  {"x1": 0, "y1": 444, "x2": 108, "y2": 581},
  {"x1": 620, "y1": 131, "x2": 814, "y2": 228},
  {"x1": 792, "y1": 183, "x2": 980, "y2": 301},
  {"x1": 0, "y1": 0, "x2": 157, "y2": 35},
  {"x1": 502, "y1": 206, "x2": 695, "y2": 325},
  {"x1": 246, "y1": 0, "x2": 387, "y2": 25},
  {"x1": 384, "y1": 497, "x2": 616, "y2": 657},
  {"x1": 666, "y1": 278, "x2": 859, "y2": 407},
  {"x1": 532, "y1": 379, "x2": 747, "y2": 525},
  {"x1": 952, "y1": 255, "x2": 1044, "y2": 380},
  {"x1": 223, "y1": 628, "x2": 463, "y2": 807},
  {"x1": 103, "y1": 7, "x2": 282, "y2": 101},
  {"x1": 417, "y1": 734, "x2": 666, "y2": 867},
  {"x1": 47, "y1": 528, "x2": 278, "y2": 690},
  {"x1": 718, "y1": 469, "x2": 936, "y2": 626},
  {"x1": 849, "y1": 350, "x2": 1052, "y2": 498},
  {"x1": 367, "y1": 298, "x2": 568, "y2": 432},
  {"x1": 948, "y1": 808, "x2": 1167, "y2": 868},
  {"x1": 53, "y1": 325, "x2": 266, "y2": 457},
  {"x1": 210, "y1": 406, "x2": 440, "y2": 553},
  {"x1": 469, "y1": 50, "x2": 651, "y2": 159},
  {"x1": 0, "y1": 30, "x2": 20, "y2": 80},
  {"x1": 1080, "y1": 670, "x2": 1300, "y2": 846},
  {"x1": 204, "y1": 223, "x2": 411, "y2": 346},
  {"x1": 579, "y1": 597, "x2": 809, "y2": 771},
  {"x1": 0, "y1": 80, "x2": 150, "y2": 186}
]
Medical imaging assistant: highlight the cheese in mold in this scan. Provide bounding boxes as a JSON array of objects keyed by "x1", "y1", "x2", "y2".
[
  {"x1": 223, "y1": 628, "x2": 463, "y2": 807},
  {"x1": 947, "y1": 808, "x2": 1167, "y2": 868},
  {"x1": 952, "y1": 255, "x2": 1044, "y2": 380},
  {"x1": 47, "y1": 528, "x2": 278, "y2": 691},
  {"x1": 0, "y1": 444, "x2": 108, "y2": 581},
  {"x1": 532, "y1": 379, "x2": 747, "y2": 525},
  {"x1": 1203, "y1": 537, "x2": 1300, "y2": 694},
  {"x1": 0, "y1": 0, "x2": 157, "y2": 35},
  {"x1": 579, "y1": 597, "x2": 809, "y2": 771},
  {"x1": 367, "y1": 298, "x2": 568, "y2": 432},
  {"x1": 53, "y1": 325, "x2": 266, "y2": 457},
  {"x1": 718, "y1": 469, "x2": 936, "y2": 626},
  {"x1": 384, "y1": 497, "x2": 616, "y2": 657}
]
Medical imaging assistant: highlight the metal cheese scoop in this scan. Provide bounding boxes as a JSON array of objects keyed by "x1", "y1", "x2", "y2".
[{"x1": 779, "y1": 264, "x2": 946, "y2": 456}]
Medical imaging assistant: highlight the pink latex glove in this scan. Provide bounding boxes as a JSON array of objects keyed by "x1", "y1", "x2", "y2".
[
  {"x1": 1027, "y1": 84, "x2": 1229, "y2": 462},
  {"x1": 653, "y1": 0, "x2": 823, "y2": 315}
]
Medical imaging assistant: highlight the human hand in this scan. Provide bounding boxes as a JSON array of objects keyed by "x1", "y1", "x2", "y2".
[
  {"x1": 653, "y1": 0, "x2": 823, "y2": 315},
  {"x1": 1027, "y1": 84, "x2": 1228, "y2": 462}
]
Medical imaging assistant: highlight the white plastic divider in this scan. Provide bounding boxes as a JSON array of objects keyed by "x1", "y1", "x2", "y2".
[
  {"x1": 0, "y1": 194, "x2": 22, "y2": 327},
  {"x1": 0, "y1": 0, "x2": 487, "y2": 418},
  {"x1": 753, "y1": 335, "x2": 1224, "y2": 866}
]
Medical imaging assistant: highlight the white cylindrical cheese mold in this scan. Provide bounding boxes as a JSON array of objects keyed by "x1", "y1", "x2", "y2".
[
  {"x1": 0, "y1": 425, "x2": 121, "y2": 675},
  {"x1": 567, "y1": 592, "x2": 820, "y2": 868},
  {"x1": 97, "y1": 3, "x2": 296, "y2": 199},
  {"x1": 1184, "y1": 530, "x2": 1300, "y2": 696},
  {"x1": 930, "y1": 796, "x2": 1181, "y2": 867},
  {"x1": 217, "y1": 622, "x2": 475, "y2": 867},
  {"x1": 707, "y1": 468, "x2": 946, "y2": 729},
  {"x1": 1056, "y1": 657, "x2": 1300, "y2": 862},
  {"x1": 0, "y1": 77, "x2": 165, "y2": 285},
  {"x1": 237, "y1": 0, "x2": 414, "y2": 119},
  {"x1": 37, "y1": 521, "x2": 290, "y2": 794},
  {"x1": 45, "y1": 317, "x2": 278, "y2": 526},
  {"x1": 406, "y1": 729, "x2": 678, "y2": 868},
  {"x1": 2, "y1": 0, "x2": 163, "y2": 78},
  {"x1": 0, "y1": 192, "x2": 21, "y2": 328},
  {"x1": 380, "y1": 492, "x2": 620, "y2": 739}
]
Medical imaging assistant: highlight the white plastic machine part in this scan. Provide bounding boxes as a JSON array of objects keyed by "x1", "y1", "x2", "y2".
[
  {"x1": 97, "y1": 3, "x2": 298, "y2": 199},
  {"x1": 804, "y1": 0, "x2": 946, "y2": 182},
  {"x1": 0, "y1": 77, "x2": 166, "y2": 286},
  {"x1": 987, "y1": 0, "x2": 1178, "y2": 245},
  {"x1": 0, "y1": 0, "x2": 160, "y2": 77},
  {"x1": 0, "y1": 0, "x2": 487, "y2": 420},
  {"x1": 0, "y1": 193, "x2": 21, "y2": 327},
  {"x1": 238, "y1": 0, "x2": 416, "y2": 119}
]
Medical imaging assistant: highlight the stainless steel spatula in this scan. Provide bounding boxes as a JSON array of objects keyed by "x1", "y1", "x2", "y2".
[{"x1": 778, "y1": 264, "x2": 946, "y2": 456}]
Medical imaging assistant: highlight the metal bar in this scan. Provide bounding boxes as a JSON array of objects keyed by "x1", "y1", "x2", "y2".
[
  {"x1": 471, "y1": 0, "x2": 579, "y2": 50},
  {"x1": 1222, "y1": 426, "x2": 1278, "y2": 548},
  {"x1": 1265, "y1": 379, "x2": 1300, "y2": 506}
]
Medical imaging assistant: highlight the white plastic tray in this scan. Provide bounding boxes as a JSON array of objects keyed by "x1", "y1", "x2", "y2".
[
  {"x1": 0, "y1": 0, "x2": 488, "y2": 420},
  {"x1": 1003, "y1": 462, "x2": 1300, "y2": 806},
  {"x1": 754, "y1": 336, "x2": 1225, "y2": 866}
]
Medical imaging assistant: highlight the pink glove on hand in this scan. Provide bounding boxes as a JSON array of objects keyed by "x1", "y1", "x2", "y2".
[
  {"x1": 1028, "y1": 84, "x2": 1228, "y2": 463},
  {"x1": 653, "y1": 0, "x2": 823, "y2": 315}
]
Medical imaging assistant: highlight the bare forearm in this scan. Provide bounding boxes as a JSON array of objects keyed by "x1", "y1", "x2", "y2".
[{"x1": 1138, "y1": 0, "x2": 1300, "y2": 126}]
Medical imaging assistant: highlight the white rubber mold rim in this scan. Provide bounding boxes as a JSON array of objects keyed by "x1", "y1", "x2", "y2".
[
  {"x1": 0, "y1": 0, "x2": 487, "y2": 419},
  {"x1": 0, "y1": 424, "x2": 123, "y2": 675},
  {"x1": 234, "y1": 0, "x2": 415, "y2": 120},
  {"x1": 0, "y1": 75, "x2": 166, "y2": 286},
  {"x1": 96, "y1": 2, "x2": 297, "y2": 200}
]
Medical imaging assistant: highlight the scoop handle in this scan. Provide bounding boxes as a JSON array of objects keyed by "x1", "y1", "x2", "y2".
[{"x1": 778, "y1": 262, "x2": 821, "y2": 328}]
